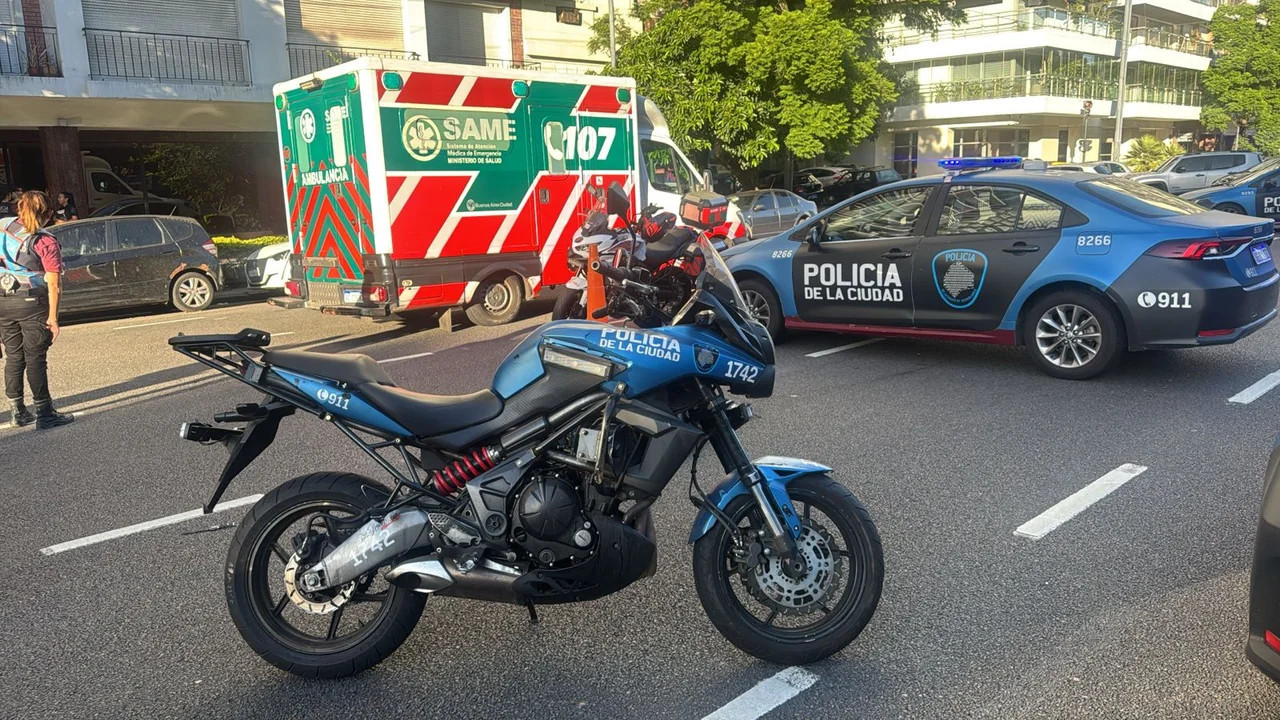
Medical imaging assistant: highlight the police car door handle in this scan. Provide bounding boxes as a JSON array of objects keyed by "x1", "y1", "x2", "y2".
[
  {"x1": 1003, "y1": 242, "x2": 1039, "y2": 254},
  {"x1": 881, "y1": 249, "x2": 912, "y2": 259}
]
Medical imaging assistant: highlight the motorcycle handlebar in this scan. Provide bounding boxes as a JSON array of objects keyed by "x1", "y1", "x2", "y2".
[{"x1": 591, "y1": 260, "x2": 633, "y2": 282}]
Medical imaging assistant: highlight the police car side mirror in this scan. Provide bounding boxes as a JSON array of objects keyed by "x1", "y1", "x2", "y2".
[{"x1": 806, "y1": 220, "x2": 827, "y2": 248}]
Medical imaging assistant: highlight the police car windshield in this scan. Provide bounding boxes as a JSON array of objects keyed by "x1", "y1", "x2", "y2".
[{"x1": 1079, "y1": 177, "x2": 1206, "y2": 218}]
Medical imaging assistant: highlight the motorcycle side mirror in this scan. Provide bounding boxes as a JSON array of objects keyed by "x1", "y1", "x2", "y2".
[
  {"x1": 606, "y1": 181, "x2": 631, "y2": 217},
  {"x1": 807, "y1": 219, "x2": 828, "y2": 248}
]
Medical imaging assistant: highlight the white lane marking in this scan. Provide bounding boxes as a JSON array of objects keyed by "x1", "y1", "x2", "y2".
[
  {"x1": 272, "y1": 332, "x2": 296, "y2": 338},
  {"x1": 1229, "y1": 370, "x2": 1280, "y2": 404},
  {"x1": 377, "y1": 351, "x2": 434, "y2": 364},
  {"x1": 112, "y1": 316, "x2": 214, "y2": 331},
  {"x1": 805, "y1": 337, "x2": 885, "y2": 358},
  {"x1": 702, "y1": 667, "x2": 819, "y2": 720},
  {"x1": 39, "y1": 494, "x2": 263, "y2": 556},
  {"x1": 1014, "y1": 464, "x2": 1148, "y2": 540}
]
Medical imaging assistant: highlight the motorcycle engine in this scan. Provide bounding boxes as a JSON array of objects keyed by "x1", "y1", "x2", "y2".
[{"x1": 512, "y1": 473, "x2": 596, "y2": 566}]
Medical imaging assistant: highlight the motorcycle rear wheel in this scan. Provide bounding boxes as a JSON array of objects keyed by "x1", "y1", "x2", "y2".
[
  {"x1": 225, "y1": 472, "x2": 426, "y2": 678},
  {"x1": 692, "y1": 474, "x2": 883, "y2": 665}
]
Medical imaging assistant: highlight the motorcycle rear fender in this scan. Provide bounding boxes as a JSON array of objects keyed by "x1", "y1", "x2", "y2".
[
  {"x1": 687, "y1": 456, "x2": 831, "y2": 543},
  {"x1": 201, "y1": 400, "x2": 295, "y2": 513}
]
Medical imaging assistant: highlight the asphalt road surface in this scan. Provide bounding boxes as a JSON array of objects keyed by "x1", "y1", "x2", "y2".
[{"x1": 4, "y1": 296, "x2": 1280, "y2": 719}]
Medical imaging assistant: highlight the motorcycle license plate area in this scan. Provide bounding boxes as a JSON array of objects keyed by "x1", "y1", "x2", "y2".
[{"x1": 1252, "y1": 243, "x2": 1272, "y2": 265}]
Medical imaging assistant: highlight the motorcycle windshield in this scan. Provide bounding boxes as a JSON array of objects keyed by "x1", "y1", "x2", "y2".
[{"x1": 674, "y1": 235, "x2": 748, "y2": 323}]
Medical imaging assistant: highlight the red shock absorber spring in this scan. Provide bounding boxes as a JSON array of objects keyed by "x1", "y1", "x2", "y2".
[{"x1": 431, "y1": 446, "x2": 499, "y2": 495}]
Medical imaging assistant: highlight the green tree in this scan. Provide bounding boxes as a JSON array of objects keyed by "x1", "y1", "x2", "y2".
[
  {"x1": 134, "y1": 143, "x2": 258, "y2": 228},
  {"x1": 591, "y1": 0, "x2": 960, "y2": 183},
  {"x1": 1200, "y1": 0, "x2": 1280, "y2": 155},
  {"x1": 1123, "y1": 134, "x2": 1183, "y2": 173}
]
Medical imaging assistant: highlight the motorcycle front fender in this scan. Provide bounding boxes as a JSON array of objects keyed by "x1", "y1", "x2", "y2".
[{"x1": 687, "y1": 456, "x2": 831, "y2": 543}]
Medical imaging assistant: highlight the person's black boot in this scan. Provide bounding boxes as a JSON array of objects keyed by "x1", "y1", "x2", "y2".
[
  {"x1": 34, "y1": 403, "x2": 74, "y2": 430},
  {"x1": 6, "y1": 399, "x2": 34, "y2": 428}
]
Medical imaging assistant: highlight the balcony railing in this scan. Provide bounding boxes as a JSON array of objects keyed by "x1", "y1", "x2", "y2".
[
  {"x1": 901, "y1": 75, "x2": 1118, "y2": 104},
  {"x1": 427, "y1": 54, "x2": 540, "y2": 71},
  {"x1": 1125, "y1": 83, "x2": 1202, "y2": 106},
  {"x1": 889, "y1": 7, "x2": 1116, "y2": 45},
  {"x1": 286, "y1": 43, "x2": 419, "y2": 76},
  {"x1": 1130, "y1": 26, "x2": 1212, "y2": 57},
  {"x1": 0, "y1": 24, "x2": 60, "y2": 77},
  {"x1": 899, "y1": 74, "x2": 1203, "y2": 107},
  {"x1": 84, "y1": 28, "x2": 250, "y2": 85}
]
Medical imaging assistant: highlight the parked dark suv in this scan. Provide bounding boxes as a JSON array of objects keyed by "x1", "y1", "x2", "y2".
[{"x1": 49, "y1": 216, "x2": 222, "y2": 314}]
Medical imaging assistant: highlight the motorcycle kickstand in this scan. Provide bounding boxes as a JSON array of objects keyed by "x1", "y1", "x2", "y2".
[{"x1": 525, "y1": 601, "x2": 540, "y2": 625}]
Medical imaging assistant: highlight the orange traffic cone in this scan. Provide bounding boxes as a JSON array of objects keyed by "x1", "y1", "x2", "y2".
[{"x1": 586, "y1": 243, "x2": 607, "y2": 322}]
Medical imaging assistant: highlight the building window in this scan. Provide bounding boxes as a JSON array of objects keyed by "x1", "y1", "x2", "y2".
[
  {"x1": 557, "y1": 6, "x2": 582, "y2": 25},
  {"x1": 952, "y1": 128, "x2": 1029, "y2": 158},
  {"x1": 893, "y1": 131, "x2": 919, "y2": 178}
]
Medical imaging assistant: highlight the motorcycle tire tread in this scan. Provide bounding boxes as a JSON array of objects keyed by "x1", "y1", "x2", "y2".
[
  {"x1": 225, "y1": 471, "x2": 427, "y2": 679},
  {"x1": 691, "y1": 474, "x2": 883, "y2": 665}
]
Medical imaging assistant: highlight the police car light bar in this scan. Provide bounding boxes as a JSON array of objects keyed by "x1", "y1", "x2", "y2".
[{"x1": 938, "y1": 156, "x2": 1023, "y2": 170}]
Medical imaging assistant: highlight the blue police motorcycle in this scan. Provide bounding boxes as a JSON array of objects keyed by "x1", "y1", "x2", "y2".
[{"x1": 173, "y1": 184, "x2": 883, "y2": 677}]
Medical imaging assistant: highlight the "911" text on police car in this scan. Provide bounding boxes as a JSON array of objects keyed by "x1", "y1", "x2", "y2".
[{"x1": 723, "y1": 157, "x2": 1278, "y2": 379}]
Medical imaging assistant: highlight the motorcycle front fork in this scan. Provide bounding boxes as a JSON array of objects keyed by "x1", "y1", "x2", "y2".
[{"x1": 697, "y1": 385, "x2": 804, "y2": 573}]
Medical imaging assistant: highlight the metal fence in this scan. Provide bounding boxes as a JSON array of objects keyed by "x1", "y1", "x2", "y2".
[
  {"x1": 84, "y1": 28, "x2": 250, "y2": 85},
  {"x1": 0, "y1": 24, "x2": 60, "y2": 76},
  {"x1": 1131, "y1": 26, "x2": 1212, "y2": 57},
  {"x1": 286, "y1": 43, "x2": 419, "y2": 76},
  {"x1": 888, "y1": 7, "x2": 1116, "y2": 45},
  {"x1": 426, "y1": 54, "x2": 541, "y2": 71},
  {"x1": 900, "y1": 74, "x2": 1203, "y2": 107}
]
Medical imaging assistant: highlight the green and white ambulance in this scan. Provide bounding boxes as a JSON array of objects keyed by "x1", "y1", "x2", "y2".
[{"x1": 273, "y1": 57, "x2": 741, "y2": 325}]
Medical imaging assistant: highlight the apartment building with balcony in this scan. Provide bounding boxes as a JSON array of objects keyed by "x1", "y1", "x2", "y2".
[
  {"x1": 0, "y1": 0, "x2": 620, "y2": 228},
  {"x1": 854, "y1": 0, "x2": 1236, "y2": 177}
]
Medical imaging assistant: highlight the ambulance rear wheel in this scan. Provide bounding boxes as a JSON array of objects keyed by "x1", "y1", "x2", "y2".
[{"x1": 466, "y1": 275, "x2": 524, "y2": 326}]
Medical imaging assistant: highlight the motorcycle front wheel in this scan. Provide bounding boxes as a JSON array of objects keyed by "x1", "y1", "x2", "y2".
[
  {"x1": 552, "y1": 288, "x2": 586, "y2": 320},
  {"x1": 692, "y1": 474, "x2": 883, "y2": 665},
  {"x1": 225, "y1": 472, "x2": 426, "y2": 678}
]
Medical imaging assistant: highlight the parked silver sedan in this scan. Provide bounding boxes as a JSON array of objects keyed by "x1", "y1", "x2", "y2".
[{"x1": 728, "y1": 189, "x2": 818, "y2": 237}]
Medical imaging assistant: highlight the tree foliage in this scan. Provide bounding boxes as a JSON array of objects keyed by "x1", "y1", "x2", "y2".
[
  {"x1": 1201, "y1": 0, "x2": 1280, "y2": 155},
  {"x1": 592, "y1": 0, "x2": 960, "y2": 181},
  {"x1": 135, "y1": 143, "x2": 257, "y2": 227},
  {"x1": 1123, "y1": 134, "x2": 1184, "y2": 173}
]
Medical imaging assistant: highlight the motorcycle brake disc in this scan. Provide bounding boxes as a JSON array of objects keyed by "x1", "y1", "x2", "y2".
[
  {"x1": 746, "y1": 522, "x2": 844, "y2": 616},
  {"x1": 282, "y1": 552, "x2": 355, "y2": 615}
]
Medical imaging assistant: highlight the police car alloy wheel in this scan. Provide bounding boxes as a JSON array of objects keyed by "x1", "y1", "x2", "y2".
[
  {"x1": 739, "y1": 278, "x2": 784, "y2": 340},
  {"x1": 1025, "y1": 290, "x2": 1123, "y2": 380}
]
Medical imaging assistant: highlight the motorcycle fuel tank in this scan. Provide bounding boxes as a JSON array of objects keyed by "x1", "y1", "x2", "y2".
[{"x1": 491, "y1": 320, "x2": 773, "y2": 399}]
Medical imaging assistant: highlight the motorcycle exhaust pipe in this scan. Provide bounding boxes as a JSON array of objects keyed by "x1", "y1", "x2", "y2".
[
  {"x1": 302, "y1": 509, "x2": 432, "y2": 591},
  {"x1": 387, "y1": 556, "x2": 522, "y2": 604}
]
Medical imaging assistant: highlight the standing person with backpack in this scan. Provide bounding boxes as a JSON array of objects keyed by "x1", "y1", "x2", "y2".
[{"x1": 0, "y1": 191, "x2": 74, "y2": 429}]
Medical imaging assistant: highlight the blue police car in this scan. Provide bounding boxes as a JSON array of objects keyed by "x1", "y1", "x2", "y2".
[
  {"x1": 1183, "y1": 158, "x2": 1280, "y2": 223},
  {"x1": 724, "y1": 157, "x2": 1279, "y2": 379}
]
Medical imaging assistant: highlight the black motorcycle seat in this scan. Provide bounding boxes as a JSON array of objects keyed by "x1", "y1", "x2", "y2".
[
  {"x1": 264, "y1": 350, "x2": 394, "y2": 387},
  {"x1": 359, "y1": 384, "x2": 504, "y2": 437},
  {"x1": 642, "y1": 227, "x2": 697, "y2": 268}
]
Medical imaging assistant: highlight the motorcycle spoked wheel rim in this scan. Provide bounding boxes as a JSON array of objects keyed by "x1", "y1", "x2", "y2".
[
  {"x1": 721, "y1": 495, "x2": 870, "y2": 640},
  {"x1": 246, "y1": 499, "x2": 398, "y2": 655}
]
